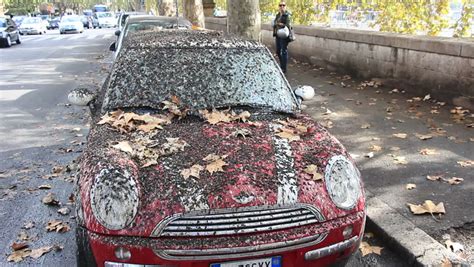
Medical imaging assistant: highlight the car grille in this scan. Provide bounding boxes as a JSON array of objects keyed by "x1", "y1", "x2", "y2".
[
  {"x1": 151, "y1": 204, "x2": 327, "y2": 260},
  {"x1": 152, "y1": 204, "x2": 325, "y2": 237}
]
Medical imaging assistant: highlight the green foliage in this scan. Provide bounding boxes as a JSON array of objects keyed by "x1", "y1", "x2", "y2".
[{"x1": 453, "y1": 0, "x2": 473, "y2": 37}]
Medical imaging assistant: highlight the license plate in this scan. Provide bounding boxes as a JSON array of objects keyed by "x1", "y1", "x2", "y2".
[{"x1": 211, "y1": 256, "x2": 282, "y2": 267}]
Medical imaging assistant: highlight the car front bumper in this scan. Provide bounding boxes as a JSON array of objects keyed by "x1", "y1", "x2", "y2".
[{"x1": 78, "y1": 212, "x2": 365, "y2": 267}]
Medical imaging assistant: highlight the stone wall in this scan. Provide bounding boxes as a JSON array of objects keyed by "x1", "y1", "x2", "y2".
[{"x1": 205, "y1": 17, "x2": 474, "y2": 106}]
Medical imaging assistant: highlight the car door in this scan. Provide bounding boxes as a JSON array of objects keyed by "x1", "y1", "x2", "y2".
[{"x1": 6, "y1": 19, "x2": 18, "y2": 41}]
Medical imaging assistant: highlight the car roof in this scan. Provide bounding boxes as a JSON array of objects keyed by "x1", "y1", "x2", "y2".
[
  {"x1": 121, "y1": 12, "x2": 147, "y2": 16},
  {"x1": 122, "y1": 29, "x2": 266, "y2": 50}
]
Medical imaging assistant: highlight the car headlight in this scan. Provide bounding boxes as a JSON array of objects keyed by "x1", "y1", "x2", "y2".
[
  {"x1": 90, "y1": 168, "x2": 139, "y2": 230},
  {"x1": 324, "y1": 155, "x2": 361, "y2": 210}
]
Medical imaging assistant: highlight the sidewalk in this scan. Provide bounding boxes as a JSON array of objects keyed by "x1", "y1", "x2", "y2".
[{"x1": 286, "y1": 61, "x2": 473, "y2": 265}]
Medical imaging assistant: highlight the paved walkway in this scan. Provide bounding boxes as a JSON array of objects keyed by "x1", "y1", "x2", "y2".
[{"x1": 286, "y1": 60, "x2": 473, "y2": 262}]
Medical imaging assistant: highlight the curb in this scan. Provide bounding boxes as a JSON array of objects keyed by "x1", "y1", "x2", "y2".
[{"x1": 364, "y1": 190, "x2": 468, "y2": 267}]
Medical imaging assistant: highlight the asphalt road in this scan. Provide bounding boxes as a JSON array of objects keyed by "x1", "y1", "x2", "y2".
[{"x1": 0, "y1": 28, "x2": 405, "y2": 266}]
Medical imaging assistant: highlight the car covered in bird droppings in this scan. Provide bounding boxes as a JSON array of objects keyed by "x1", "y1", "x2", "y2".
[{"x1": 69, "y1": 29, "x2": 366, "y2": 267}]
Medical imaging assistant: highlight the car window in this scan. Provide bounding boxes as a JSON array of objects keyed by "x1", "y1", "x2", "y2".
[
  {"x1": 102, "y1": 46, "x2": 297, "y2": 114},
  {"x1": 98, "y1": 12, "x2": 113, "y2": 18},
  {"x1": 62, "y1": 17, "x2": 80, "y2": 22},
  {"x1": 23, "y1": 17, "x2": 41, "y2": 24}
]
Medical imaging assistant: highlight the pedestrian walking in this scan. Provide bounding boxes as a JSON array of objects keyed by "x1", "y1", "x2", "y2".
[{"x1": 273, "y1": 1, "x2": 291, "y2": 74}]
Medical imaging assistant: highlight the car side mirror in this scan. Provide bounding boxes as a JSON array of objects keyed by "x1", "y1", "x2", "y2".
[
  {"x1": 294, "y1": 85, "x2": 315, "y2": 101},
  {"x1": 109, "y1": 42, "x2": 116, "y2": 51},
  {"x1": 68, "y1": 87, "x2": 96, "y2": 106},
  {"x1": 115, "y1": 29, "x2": 121, "y2": 36}
]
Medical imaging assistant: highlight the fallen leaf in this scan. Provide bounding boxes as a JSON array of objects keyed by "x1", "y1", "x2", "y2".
[
  {"x1": 361, "y1": 124, "x2": 371, "y2": 129},
  {"x1": 7, "y1": 249, "x2": 31, "y2": 262},
  {"x1": 423, "y1": 94, "x2": 431, "y2": 101},
  {"x1": 419, "y1": 148, "x2": 439, "y2": 155},
  {"x1": 46, "y1": 220, "x2": 70, "y2": 233},
  {"x1": 12, "y1": 242, "x2": 29, "y2": 251},
  {"x1": 304, "y1": 165, "x2": 323, "y2": 181},
  {"x1": 159, "y1": 138, "x2": 188, "y2": 156},
  {"x1": 231, "y1": 128, "x2": 252, "y2": 138},
  {"x1": 443, "y1": 177, "x2": 464, "y2": 185},
  {"x1": 22, "y1": 222, "x2": 35, "y2": 229},
  {"x1": 199, "y1": 109, "x2": 232, "y2": 124},
  {"x1": 370, "y1": 145, "x2": 382, "y2": 152},
  {"x1": 42, "y1": 193, "x2": 59, "y2": 206},
  {"x1": 359, "y1": 241, "x2": 383, "y2": 256},
  {"x1": 457, "y1": 160, "x2": 473, "y2": 167},
  {"x1": 38, "y1": 184, "x2": 52, "y2": 190},
  {"x1": 181, "y1": 164, "x2": 204, "y2": 179},
  {"x1": 57, "y1": 207, "x2": 70, "y2": 215},
  {"x1": 415, "y1": 133, "x2": 433, "y2": 140},
  {"x1": 275, "y1": 128, "x2": 300, "y2": 142},
  {"x1": 203, "y1": 153, "x2": 221, "y2": 162},
  {"x1": 393, "y1": 156, "x2": 408, "y2": 165},
  {"x1": 112, "y1": 141, "x2": 133, "y2": 154},
  {"x1": 407, "y1": 200, "x2": 445, "y2": 215},
  {"x1": 406, "y1": 184, "x2": 416, "y2": 190},
  {"x1": 51, "y1": 166, "x2": 63, "y2": 174},
  {"x1": 206, "y1": 159, "x2": 227, "y2": 175},
  {"x1": 393, "y1": 133, "x2": 407, "y2": 139},
  {"x1": 427, "y1": 175, "x2": 442, "y2": 181},
  {"x1": 29, "y1": 246, "x2": 53, "y2": 259}
]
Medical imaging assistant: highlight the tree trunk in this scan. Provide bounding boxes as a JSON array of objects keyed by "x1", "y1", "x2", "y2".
[
  {"x1": 226, "y1": 0, "x2": 261, "y2": 41},
  {"x1": 183, "y1": 0, "x2": 205, "y2": 28},
  {"x1": 159, "y1": 0, "x2": 176, "y2": 16}
]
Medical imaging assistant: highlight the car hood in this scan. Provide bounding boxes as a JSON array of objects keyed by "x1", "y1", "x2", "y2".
[{"x1": 78, "y1": 113, "x2": 364, "y2": 237}]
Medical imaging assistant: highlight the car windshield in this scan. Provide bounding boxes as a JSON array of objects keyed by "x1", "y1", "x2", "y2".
[
  {"x1": 23, "y1": 17, "x2": 41, "y2": 24},
  {"x1": 125, "y1": 21, "x2": 190, "y2": 34},
  {"x1": 97, "y1": 12, "x2": 113, "y2": 18},
  {"x1": 102, "y1": 38, "x2": 297, "y2": 114},
  {"x1": 62, "y1": 16, "x2": 80, "y2": 22},
  {"x1": 0, "y1": 19, "x2": 6, "y2": 27}
]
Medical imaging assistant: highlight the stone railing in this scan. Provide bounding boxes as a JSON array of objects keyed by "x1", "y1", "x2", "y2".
[{"x1": 205, "y1": 17, "x2": 474, "y2": 106}]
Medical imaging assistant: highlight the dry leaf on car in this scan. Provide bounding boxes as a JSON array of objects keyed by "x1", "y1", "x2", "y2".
[
  {"x1": 407, "y1": 200, "x2": 445, "y2": 215},
  {"x1": 181, "y1": 164, "x2": 204, "y2": 179},
  {"x1": 231, "y1": 128, "x2": 252, "y2": 138},
  {"x1": 112, "y1": 141, "x2": 133, "y2": 154},
  {"x1": 275, "y1": 128, "x2": 300, "y2": 142},
  {"x1": 304, "y1": 165, "x2": 323, "y2": 181},
  {"x1": 359, "y1": 241, "x2": 383, "y2": 256},
  {"x1": 203, "y1": 154, "x2": 227, "y2": 175}
]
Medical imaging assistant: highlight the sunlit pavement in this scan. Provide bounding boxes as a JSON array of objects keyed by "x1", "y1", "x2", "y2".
[{"x1": 0, "y1": 28, "x2": 408, "y2": 266}]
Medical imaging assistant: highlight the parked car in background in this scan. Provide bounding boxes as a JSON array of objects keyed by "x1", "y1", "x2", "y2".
[
  {"x1": 96, "y1": 12, "x2": 117, "y2": 28},
  {"x1": 81, "y1": 15, "x2": 93, "y2": 29},
  {"x1": 116, "y1": 11, "x2": 147, "y2": 32},
  {"x1": 70, "y1": 29, "x2": 366, "y2": 267},
  {"x1": 110, "y1": 15, "x2": 192, "y2": 58},
  {"x1": 47, "y1": 17, "x2": 60, "y2": 30},
  {"x1": 59, "y1": 15, "x2": 84, "y2": 34},
  {"x1": 0, "y1": 17, "x2": 21, "y2": 48},
  {"x1": 12, "y1": 16, "x2": 26, "y2": 28},
  {"x1": 19, "y1": 17, "x2": 47, "y2": 35}
]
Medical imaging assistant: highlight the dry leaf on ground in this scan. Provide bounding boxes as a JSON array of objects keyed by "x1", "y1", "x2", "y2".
[
  {"x1": 29, "y1": 246, "x2": 53, "y2": 259},
  {"x1": 419, "y1": 148, "x2": 439, "y2": 155},
  {"x1": 181, "y1": 164, "x2": 204, "y2": 179},
  {"x1": 415, "y1": 133, "x2": 433, "y2": 140},
  {"x1": 11, "y1": 242, "x2": 29, "y2": 251},
  {"x1": 42, "y1": 193, "x2": 59, "y2": 206},
  {"x1": 359, "y1": 241, "x2": 383, "y2": 256},
  {"x1": 407, "y1": 200, "x2": 445, "y2": 215},
  {"x1": 393, "y1": 156, "x2": 408, "y2": 165},
  {"x1": 457, "y1": 160, "x2": 473, "y2": 167},
  {"x1": 427, "y1": 175, "x2": 442, "y2": 181},
  {"x1": 57, "y1": 207, "x2": 70, "y2": 215},
  {"x1": 360, "y1": 124, "x2": 371, "y2": 129},
  {"x1": 393, "y1": 133, "x2": 408, "y2": 139},
  {"x1": 7, "y1": 249, "x2": 31, "y2": 262},
  {"x1": 304, "y1": 165, "x2": 323, "y2": 181},
  {"x1": 38, "y1": 184, "x2": 52, "y2": 190},
  {"x1": 444, "y1": 177, "x2": 464, "y2": 185},
  {"x1": 46, "y1": 220, "x2": 70, "y2": 233},
  {"x1": 370, "y1": 145, "x2": 382, "y2": 152},
  {"x1": 406, "y1": 184, "x2": 416, "y2": 190}
]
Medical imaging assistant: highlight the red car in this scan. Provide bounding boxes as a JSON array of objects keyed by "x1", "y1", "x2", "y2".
[{"x1": 70, "y1": 30, "x2": 365, "y2": 267}]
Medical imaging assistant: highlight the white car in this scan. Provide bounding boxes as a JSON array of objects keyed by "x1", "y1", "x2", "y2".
[
  {"x1": 59, "y1": 16, "x2": 84, "y2": 34},
  {"x1": 96, "y1": 12, "x2": 117, "y2": 28},
  {"x1": 19, "y1": 17, "x2": 47, "y2": 35}
]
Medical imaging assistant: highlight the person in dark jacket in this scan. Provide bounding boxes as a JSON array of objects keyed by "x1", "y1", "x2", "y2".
[{"x1": 273, "y1": 1, "x2": 291, "y2": 74}]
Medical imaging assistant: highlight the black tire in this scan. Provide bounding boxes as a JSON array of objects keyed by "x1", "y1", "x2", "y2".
[
  {"x1": 5, "y1": 36, "x2": 11, "y2": 47},
  {"x1": 76, "y1": 227, "x2": 97, "y2": 267},
  {"x1": 16, "y1": 34, "x2": 21, "y2": 44}
]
